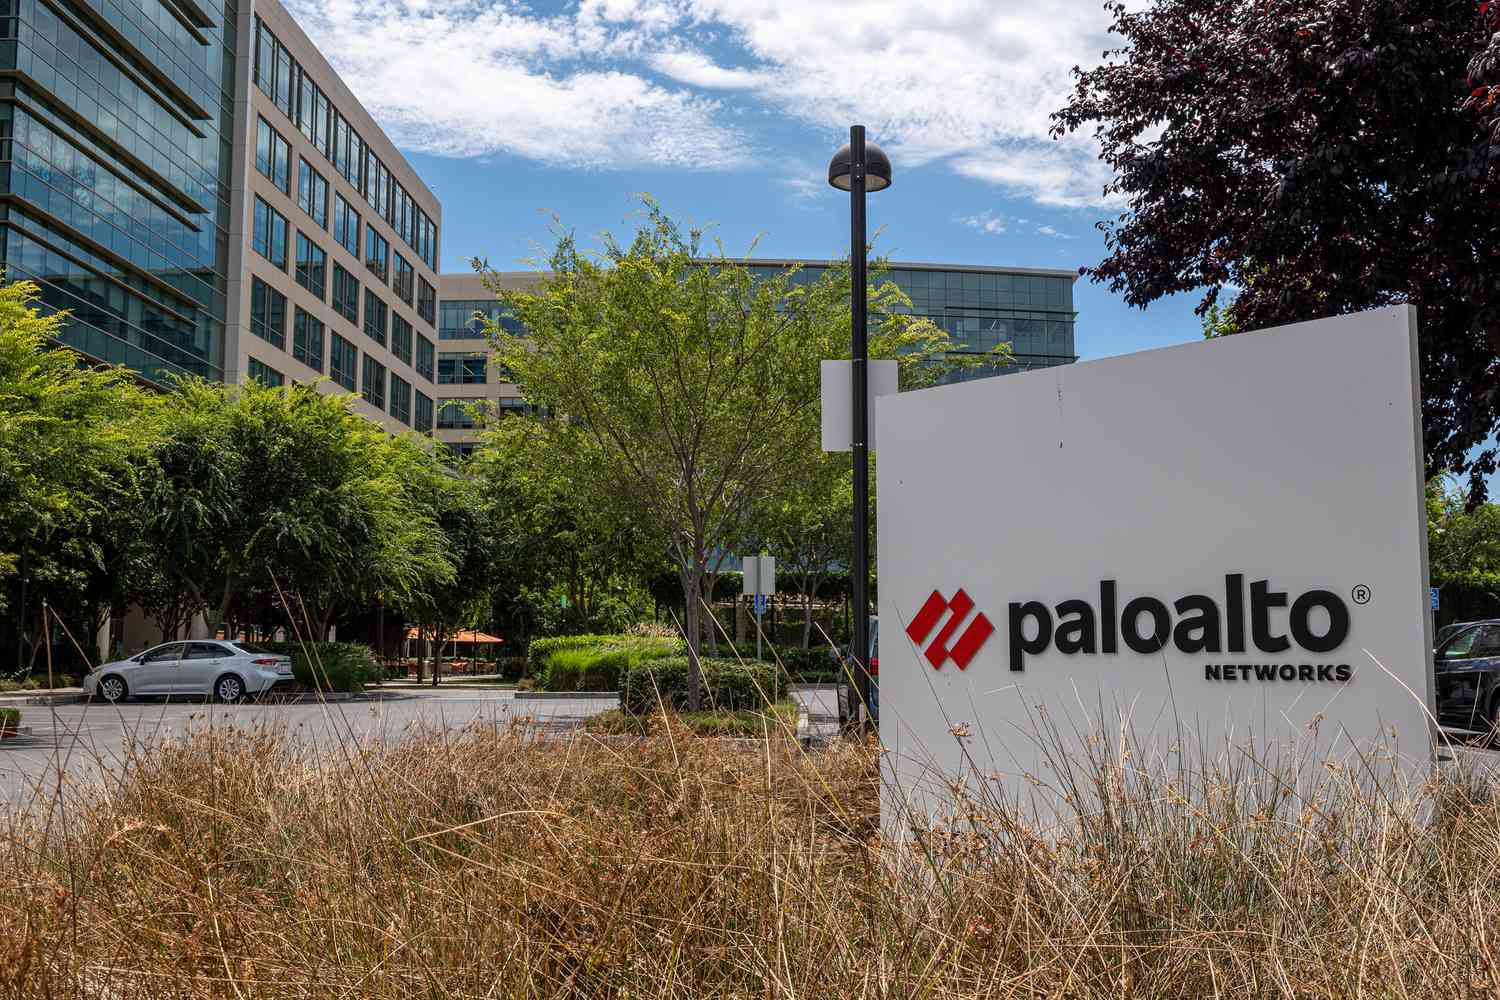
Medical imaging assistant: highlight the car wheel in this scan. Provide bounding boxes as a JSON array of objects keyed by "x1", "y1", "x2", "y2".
[
  {"x1": 214, "y1": 674, "x2": 245, "y2": 704},
  {"x1": 97, "y1": 675, "x2": 128, "y2": 703}
]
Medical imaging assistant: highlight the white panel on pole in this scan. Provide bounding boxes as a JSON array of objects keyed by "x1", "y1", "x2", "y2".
[
  {"x1": 876, "y1": 306, "x2": 1432, "y2": 826},
  {"x1": 821, "y1": 360, "x2": 899, "y2": 452},
  {"x1": 741, "y1": 556, "x2": 776, "y2": 596}
]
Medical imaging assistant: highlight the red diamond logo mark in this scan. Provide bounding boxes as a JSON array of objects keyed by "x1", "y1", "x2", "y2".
[{"x1": 905, "y1": 588, "x2": 995, "y2": 670}]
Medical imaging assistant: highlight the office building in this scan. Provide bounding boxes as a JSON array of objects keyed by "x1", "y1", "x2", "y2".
[
  {"x1": 0, "y1": 0, "x2": 443, "y2": 432},
  {"x1": 436, "y1": 261, "x2": 1078, "y2": 454}
]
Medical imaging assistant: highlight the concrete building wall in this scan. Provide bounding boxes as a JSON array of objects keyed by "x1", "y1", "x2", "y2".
[{"x1": 228, "y1": 0, "x2": 443, "y2": 433}]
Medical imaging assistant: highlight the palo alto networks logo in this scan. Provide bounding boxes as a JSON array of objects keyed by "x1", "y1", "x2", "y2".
[{"x1": 907, "y1": 589, "x2": 995, "y2": 670}]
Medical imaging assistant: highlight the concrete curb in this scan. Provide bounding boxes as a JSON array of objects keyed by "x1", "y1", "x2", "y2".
[
  {"x1": 513, "y1": 690, "x2": 619, "y2": 700},
  {"x1": 0, "y1": 692, "x2": 85, "y2": 706}
]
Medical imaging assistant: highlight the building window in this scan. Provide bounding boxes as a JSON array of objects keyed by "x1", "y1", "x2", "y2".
[
  {"x1": 293, "y1": 308, "x2": 324, "y2": 372},
  {"x1": 253, "y1": 197, "x2": 288, "y2": 270},
  {"x1": 334, "y1": 194, "x2": 360, "y2": 258},
  {"x1": 298, "y1": 159, "x2": 328, "y2": 229},
  {"x1": 362, "y1": 355, "x2": 386, "y2": 409},
  {"x1": 390, "y1": 374, "x2": 412, "y2": 425},
  {"x1": 363, "y1": 290, "x2": 388, "y2": 347},
  {"x1": 420, "y1": 216, "x2": 438, "y2": 270},
  {"x1": 391, "y1": 314, "x2": 413, "y2": 366},
  {"x1": 499, "y1": 397, "x2": 539, "y2": 418},
  {"x1": 256, "y1": 118, "x2": 291, "y2": 193},
  {"x1": 438, "y1": 352, "x2": 486, "y2": 384},
  {"x1": 437, "y1": 399, "x2": 479, "y2": 430},
  {"x1": 274, "y1": 41, "x2": 293, "y2": 118},
  {"x1": 365, "y1": 227, "x2": 389, "y2": 282},
  {"x1": 416, "y1": 335, "x2": 435, "y2": 382},
  {"x1": 393, "y1": 253, "x2": 414, "y2": 306},
  {"x1": 445, "y1": 442, "x2": 479, "y2": 462},
  {"x1": 295, "y1": 232, "x2": 326, "y2": 300},
  {"x1": 414, "y1": 391, "x2": 433, "y2": 434},
  {"x1": 329, "y1": 332, "x2": 357, "y2": 391},
  {"x1": 249, "y1": 276, "x2": 286, "y2": 349},
  {"x1": 331, "y1": 264, "x2": 359, "y2": 324},
  {"x1": 255, "y1": 17, "x2": 276, "y2": 99},
  {"x1": 297, "y1": 73, "x2": 321, "y2": 146},
  {"x1": 247, "y1": 357, "x2": 284, "y2": 386},
  {"x1": 348, "y1": 130, "x2": 365, "y2": 193},
  {"x1": 313, "y1": 90, "x2": 331, "y2": 158},
  {"x1": 417, "y1": 278, "x2": 436, "y2": 326}
]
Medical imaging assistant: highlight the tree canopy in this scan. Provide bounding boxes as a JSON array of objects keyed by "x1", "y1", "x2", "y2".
[
  {"x1": 1053, "y1": 0, "x2": 1500, "y2": 494},
  {"x1": 484, "y1": 202, "x2": 979, "y2": 706}
]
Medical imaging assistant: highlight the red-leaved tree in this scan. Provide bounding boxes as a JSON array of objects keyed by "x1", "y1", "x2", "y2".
[{"x1": 1054, "y1": 1, "x2": 1500, "y2": 495}]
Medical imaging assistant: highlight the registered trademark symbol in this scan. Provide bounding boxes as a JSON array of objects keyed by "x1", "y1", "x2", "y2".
[{"x1": 1352, "y1": 584, "x2": 1371, "y2": 605}]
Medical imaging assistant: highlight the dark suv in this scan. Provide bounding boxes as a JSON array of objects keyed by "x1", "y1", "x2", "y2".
[{"x1": 1434, "y1": 620, "x2": 1500, "y2": 734}]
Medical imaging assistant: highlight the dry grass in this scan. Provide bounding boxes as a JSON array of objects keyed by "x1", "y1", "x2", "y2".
[{"x1": 2, "y1": 718, "x2": 1499, "y2": 998}]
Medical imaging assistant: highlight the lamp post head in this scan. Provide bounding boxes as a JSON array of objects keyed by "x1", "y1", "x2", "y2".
[{"x1": 828, "y1": 141, "x2": 892, "y2": 192}]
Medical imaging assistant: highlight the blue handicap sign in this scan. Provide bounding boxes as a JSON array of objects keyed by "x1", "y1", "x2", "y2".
[
  {"x1": 754, "y1": 593, "x2": 767, "y2": 615},
  {"x1": 1430, "y1": 587, "x2": 1439, "y2": 611}
]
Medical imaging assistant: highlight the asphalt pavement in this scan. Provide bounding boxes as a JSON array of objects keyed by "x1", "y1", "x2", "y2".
[{"x1": 0, "y1": 689, "x2": 617, "y2": 807}]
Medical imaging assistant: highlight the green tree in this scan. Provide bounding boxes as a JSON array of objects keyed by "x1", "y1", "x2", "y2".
[
  {"x1": 471, "y1": 414, "x2": 652, "y2": 646},
  {"x1": 484, "y1": 202, "x2": 974, "y2": 708},
  {"x1": 0, "y1": 280, "x2": 155, "y2": 671},
  {"x1": 1428, "y1": 477, "x2": 1500, "y2": 592},
  {"x1": 146, "y1": 380, "x2": 454, "y2": 640},
  {"x1": 745, "y1": 453, "x2": 853, "y2": 649}
]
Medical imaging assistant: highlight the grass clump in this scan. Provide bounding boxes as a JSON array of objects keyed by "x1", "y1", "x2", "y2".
[
  {"x1": 586, "y1": 702, "x2": 800, "y2": 737},
  {"x1": 3, "y1": 723, "x2": 1500, "y2": 997}
]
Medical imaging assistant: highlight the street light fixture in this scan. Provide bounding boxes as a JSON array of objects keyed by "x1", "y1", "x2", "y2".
[{"x1": 828, "y1": 125, "x2": 890, "y2": 731}]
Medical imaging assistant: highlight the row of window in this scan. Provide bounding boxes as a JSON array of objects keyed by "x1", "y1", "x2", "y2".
[
  {"x1": 254, "y1": 16, "x2": 439, "y2": 274},
  {"x1": 247, "y1": 278, "x2": 437, "y2": 432},
  {"x1": 250, "y1": 275, "x2": 436, "y2": 385},
  {"x1": 258, "y1": 222, "x2": 432, "y2": 380},
  {"x1": 258, "y1": 114, "x2": 437, "y2": 326}
]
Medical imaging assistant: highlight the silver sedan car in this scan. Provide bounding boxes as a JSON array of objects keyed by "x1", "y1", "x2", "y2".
[{"x1": 82, "y1": 640, "x2": 293, "y2": 703}]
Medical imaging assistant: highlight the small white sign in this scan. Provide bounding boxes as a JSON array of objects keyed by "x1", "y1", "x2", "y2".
[
  {"x1": 877, "y1": 306, "x2": 1433, "y2": 824},
  {"x1": 821, "y1": 359, "x2": 899, "y2": 452},
  {"x1": 741, "y1": 555, "x2": 776, "y2": 596}
]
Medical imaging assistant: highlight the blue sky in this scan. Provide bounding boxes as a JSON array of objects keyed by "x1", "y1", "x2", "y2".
[{"x1": 288, "y1": 0, "x2": 1205, "y2": 361}]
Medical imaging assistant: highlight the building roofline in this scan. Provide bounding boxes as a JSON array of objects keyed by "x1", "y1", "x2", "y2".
[
  {"x1": 440, "y1": 260, "x2": 1081, "y2": 283},
  {"x1": 715, "y1": 258, "x2": 1080, "y2": 281}
]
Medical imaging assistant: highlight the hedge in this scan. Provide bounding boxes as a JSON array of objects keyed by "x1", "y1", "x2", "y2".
[
  {"x1": 622, "y1": 657, "x2": 782, "y2": 715},
  {"x1": 765, "y1": 644, "x2": 845, "y2": 683},
  {"x1": 262, "y1": 641, "x2": 377, "y2": 693},
  {"x1": 540, "y1": 635, "x2": 682, "y2": 692}
]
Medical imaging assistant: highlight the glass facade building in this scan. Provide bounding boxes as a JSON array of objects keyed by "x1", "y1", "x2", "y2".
[
  {"x1": 0, "y1": 0, "x2": 238, "y2": 382},
  {"x1": 435, "y1": 259, "x2": 1080, "y2": 452},
  {"x1": 0, "y1": 0, "x2": 445, "y2": 438},
  {"x1": 742, "y1": 260, "x2": 1077, "y2": 383}
]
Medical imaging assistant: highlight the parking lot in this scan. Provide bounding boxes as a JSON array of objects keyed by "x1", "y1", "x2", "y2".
[{"x1": 0, "y1": 689, "x2": 619, "y2": 806}]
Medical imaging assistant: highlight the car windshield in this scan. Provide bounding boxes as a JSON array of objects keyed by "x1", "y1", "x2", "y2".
[{"x1": 231, "y1": 642, "x2": 279, "y2": 655}]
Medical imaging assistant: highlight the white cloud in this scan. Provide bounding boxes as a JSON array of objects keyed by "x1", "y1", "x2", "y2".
[
  {"x1": 957, "y1": 210, "x2": 1007, "y2": 235},
  {"x1": 650, "y1": 49, "x2": 770, "y2": 89},
  {"x1": 1036, "y1": 224, "x2": 1074, "y2": 239},
  {"x1": 285, "y1": 0, "x2": 749, "y2": 169},
  {"x1": 953, "y1": 144, "x2": 1120, "y2": 209},
  {"x1": 285, "y1": 0, "x2": 1132, "y2": 203}
]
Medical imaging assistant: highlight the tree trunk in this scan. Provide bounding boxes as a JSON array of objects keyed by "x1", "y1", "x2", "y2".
[
  {"x1": 802, "y1": 592, "x2": 813, "y2": 649},
  {"x1": 680, "y1": 566, "x2": 703, "y2": 712}
]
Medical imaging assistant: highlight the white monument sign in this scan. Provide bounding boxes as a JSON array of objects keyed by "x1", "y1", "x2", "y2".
[{"x1": 876, "y1": 306, "x2": 1433, "y2": 822}]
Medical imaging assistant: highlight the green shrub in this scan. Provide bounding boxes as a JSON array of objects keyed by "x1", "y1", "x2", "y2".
[
  {"x1": 525, "y1": 634, "x2": 616, "y2": 673},
  {"x1": 263, "y1": 641, "x2": 377, "y2": 693},
  {"x1": 767, "y1": 645, "x2": 845, "y2": 683},
  {"x1": 621, "y1": 657, "x2": 782, "y2": 715},
  {"x1": 538, "y1": 635, "x2": 683, "y2": 692},
  {"x1": 0, "y1": 707, "x2": 19, "y2": 729}
]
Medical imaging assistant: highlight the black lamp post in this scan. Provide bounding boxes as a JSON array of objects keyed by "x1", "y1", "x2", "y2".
[{"x1": 828, "y1": 126, "x2": 891, "y2": 730}]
